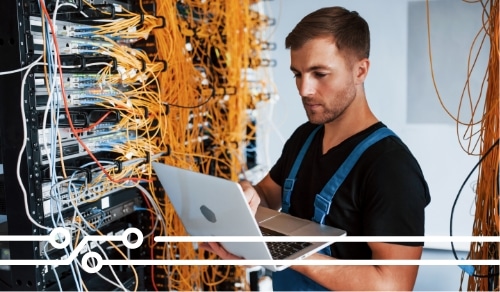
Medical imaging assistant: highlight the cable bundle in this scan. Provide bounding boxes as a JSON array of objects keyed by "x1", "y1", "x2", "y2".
[
  {"x1": 3, "y1": 0, "x2": 275, "y2": 289},
  {"x1": 465, "y1": 0, "x2": 499, "y2": 290},
  {"x1": 148, "y1": 0, "x2": 275, "y2": 290},
  {"x1": 427, "y1": 0, "x2": 499, "y2": 290}
]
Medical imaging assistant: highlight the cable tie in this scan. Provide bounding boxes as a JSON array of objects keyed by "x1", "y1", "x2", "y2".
[
  {"x1": 114, "y1": 160, "x2": 123, "y2": 173},
  {"x1": 138, "y1": 105, "x2": 148, "y2": 119},
  {"x1": 153, "y1": 16, "x2": 166, "y2": 29},
  {"x1": 260, "y1": 42, "x2": 276, "y2": 51},
  {"x1": 266, "y1": 17, "x2": 276, "y2": 26},
  {"x1": 139, "y1": 13, "x2": 145, "y2": 27},
  {"x1": 159, "y1": 60, "x2": 168, "y2": 72},
  {"x1": 145, "y1": 151, "x2": 151, "y2": 163},
  {"x1": 139, "y1": 57, "x2": 147, "y2": 72},
  {"x1": 163, "y1": 103, "x2": 170, "y2": 116},
  {"x1": 163, "y1": 144, "x2": 171, "y2": 157},
  {"x1": 225, "y1": 86, "x2": 237, "y2": 95}
]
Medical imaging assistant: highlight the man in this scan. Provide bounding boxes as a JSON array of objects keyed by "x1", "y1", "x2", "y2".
[{"x1": 204, "y1": 6, "x2": 431, "y2": 290}]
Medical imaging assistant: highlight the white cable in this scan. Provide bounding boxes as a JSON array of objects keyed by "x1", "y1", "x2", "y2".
[
  {"x1": 30, "y1": 2, "x2": 138, "y2": 291},
  {"x1": 0, "y1": 65, "x2": 41, "y2": 75},
  {"x1": 43, "y1": 242, "x2": 64, "y2": 291},
  {"x1": 48, "y1": 178, "x2": 86, "y2": 291},
  {"x1": 75, "y1": 225, "x2": 130, "y2": 291},
  {"x1": 43, "y1": 225, "x2": 85, "y2": 291}
]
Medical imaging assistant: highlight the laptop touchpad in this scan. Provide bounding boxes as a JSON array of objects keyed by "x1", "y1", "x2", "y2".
[{"x1": 259, "y1": 214, "x2": 310, "y2": 234}]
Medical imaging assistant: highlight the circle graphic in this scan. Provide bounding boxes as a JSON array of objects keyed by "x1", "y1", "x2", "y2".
[
  {"x1": 49, "y1": 227, "x2": 71, "y2": 249},
  {"x1": 122, "y1": 227, "x2": 143, "y2": 249},
  {"x1": 81, "y1": 252, "x2": 103, "y2": 273}
]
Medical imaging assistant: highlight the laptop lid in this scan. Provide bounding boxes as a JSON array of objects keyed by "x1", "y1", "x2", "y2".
[{"x1": 151, "y1": 162, "x2": 345, "y2": 271}]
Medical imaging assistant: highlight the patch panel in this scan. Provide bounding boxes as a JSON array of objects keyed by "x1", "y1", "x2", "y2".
[
  {"x1": 30, "y1": 34, "x2": 115, "y2": 56},
  {"x1": 35, "y1": 88, "x2": 121, "y2": 108},
  {"x1": 39, "y1": 130, "x2": 134, "y2": 164},
  {"x1": 42, "y1": 179, "x2": 138, "y2": 217},
  {"x1": 34, "y1": 73, "x2": 102, "y2": 91}
]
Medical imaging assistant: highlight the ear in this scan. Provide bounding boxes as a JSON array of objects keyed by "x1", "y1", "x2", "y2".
[{"x1": 353, "y1": 58, "x2": 370, "y2": 85}]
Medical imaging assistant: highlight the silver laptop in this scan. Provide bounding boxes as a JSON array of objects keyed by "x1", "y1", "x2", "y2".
[{"x1": 151, "y1": 162, "x2": 346, "y2": 271}]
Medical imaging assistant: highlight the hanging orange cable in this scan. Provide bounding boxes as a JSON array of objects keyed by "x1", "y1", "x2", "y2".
[
  {"x1": 427, "y1": 0, "x2": 499, "y2": 290},
  {"x1": 465, "y1": 0, "x2": 499, "y2": 290},
  {"x1": 145, "y1": 0, "x2": 273, "y2": 290}
]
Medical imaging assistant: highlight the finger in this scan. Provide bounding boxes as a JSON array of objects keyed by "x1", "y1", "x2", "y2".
[
  {"x1": 201, "y1": 242, "x2": 243, "y2": 260},
  {"x1": 240, "y1": 182, "x2": 260, "y2": 215},
  {"x1": 199, "y1": 242, "x2": 215, "y2": 253}
]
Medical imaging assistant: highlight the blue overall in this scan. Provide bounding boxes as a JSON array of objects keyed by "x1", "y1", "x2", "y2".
[{"x1": 272, "y1": 126, "x2": 396, "y2": 291}]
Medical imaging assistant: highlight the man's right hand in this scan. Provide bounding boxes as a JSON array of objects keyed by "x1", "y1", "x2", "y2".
[
  {"x1": 239, "y1": 180, "x2": 261, "y2": 215},
  {"x1": 199, "y1": 242, "x2": 243, "y2": 259}
]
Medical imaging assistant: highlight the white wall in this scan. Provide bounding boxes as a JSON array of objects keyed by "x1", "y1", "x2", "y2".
[{"x1": 256, "y1": 0, "x2": 487, "y2": 290}]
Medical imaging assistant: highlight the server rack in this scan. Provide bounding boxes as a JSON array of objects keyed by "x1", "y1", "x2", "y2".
[
  {"x1": 0, "y1": 0, "x2": 274, "y2": 290},
  {"x1": 0, "y1": 2, "x2": 151, "y2": 289}
]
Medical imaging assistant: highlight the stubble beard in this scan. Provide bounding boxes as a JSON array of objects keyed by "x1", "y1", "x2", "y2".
[{"x1": 303, "y1": 83, "x2": 357, "y2": 125}]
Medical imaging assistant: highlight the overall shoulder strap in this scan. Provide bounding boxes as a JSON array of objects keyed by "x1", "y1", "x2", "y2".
[
  {"x1": 281, "y1": 125, "x2": 322, "y2": 213},
  {"x1": 312, "y1": 127, "x2": 397, "y2": 224}
]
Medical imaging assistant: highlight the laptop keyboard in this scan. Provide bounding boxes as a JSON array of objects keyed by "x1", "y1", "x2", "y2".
[{"x1": 261, "y1": 230, "x2": 312, "y2": 260}]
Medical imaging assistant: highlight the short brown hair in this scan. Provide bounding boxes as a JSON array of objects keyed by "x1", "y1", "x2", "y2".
[{"x1": 285, "y1": 6, "x2": 370, "y2": 61}]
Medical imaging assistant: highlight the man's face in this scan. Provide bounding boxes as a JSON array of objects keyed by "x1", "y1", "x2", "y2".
[{"x1": 290, "y1": 37, "x2": 359, "y2": 125}]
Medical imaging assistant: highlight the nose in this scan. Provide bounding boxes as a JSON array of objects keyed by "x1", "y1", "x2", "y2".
[{"x1": 296, "y1": 76, "x2": 315, "y2": 97}]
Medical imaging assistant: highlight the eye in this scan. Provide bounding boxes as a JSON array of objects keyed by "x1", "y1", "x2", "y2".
[
  {"x1": 314, "y1": 72, "x2": 327, "y2": 78},
  {"x1": 292, "y1": 72, "x2": 301, "y2": 79}
]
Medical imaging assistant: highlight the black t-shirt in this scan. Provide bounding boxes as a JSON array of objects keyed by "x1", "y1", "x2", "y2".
[{"x1": 269, "y1": 122, "x2": 431, "y2": 259}]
